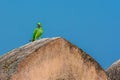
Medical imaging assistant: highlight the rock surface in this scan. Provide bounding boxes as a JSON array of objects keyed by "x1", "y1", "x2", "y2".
[
  {"x1": 106, "y1": 59, "x2": 120, "y2": 80},
  {"x1": 0, "y1": 37, "x2": 108, "y2": 80}
]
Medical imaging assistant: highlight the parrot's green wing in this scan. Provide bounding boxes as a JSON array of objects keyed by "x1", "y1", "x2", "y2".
[
  {"x1": 31, "y1": 27, "x2": 44, "y2": 42},
  {"x1": 32, "y1": 29, "x2": 37, "y2": 41}
]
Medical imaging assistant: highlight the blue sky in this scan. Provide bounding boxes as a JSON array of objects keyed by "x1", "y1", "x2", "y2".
[{"x1": 0, "y1": 0, "x2": 120, "y2": 69}]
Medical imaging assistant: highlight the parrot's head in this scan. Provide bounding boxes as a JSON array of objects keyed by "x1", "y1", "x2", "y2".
[{"x1": 38, "y1": 22, "x2": 42, "y2": 28}]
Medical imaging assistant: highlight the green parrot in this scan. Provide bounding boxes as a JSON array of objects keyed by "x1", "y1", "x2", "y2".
[{"x1": 32, "y1": 22, "x2": 43, "y2": 42}]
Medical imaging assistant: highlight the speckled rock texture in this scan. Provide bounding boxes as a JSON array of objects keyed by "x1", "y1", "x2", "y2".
[
  {"x1": 0, "y1": 37, "x2": 108, "y2": 80},
  {"x1": 106, "y1": 59, "x2": 120, "y2": 80}
]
